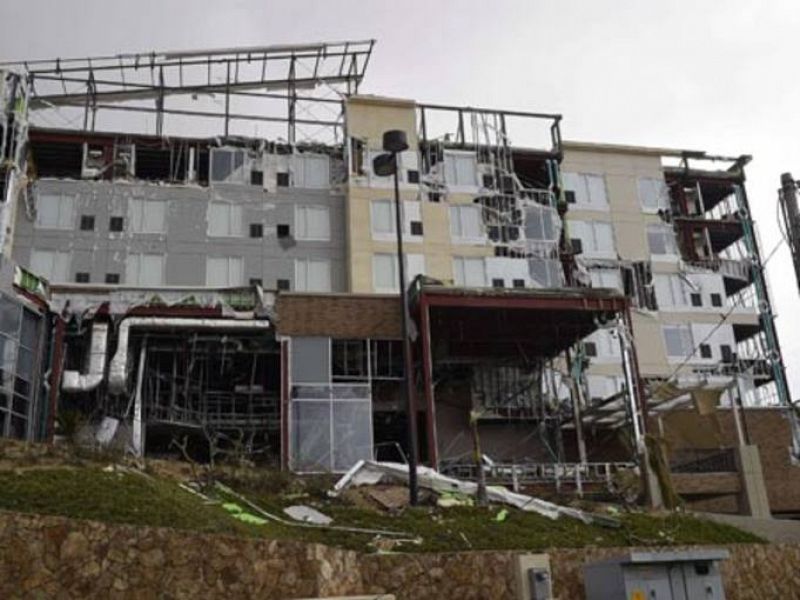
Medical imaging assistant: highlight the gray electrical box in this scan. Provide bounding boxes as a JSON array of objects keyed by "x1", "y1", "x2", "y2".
[
  {"x1": 583, "y1": 549, "x2": 729, "y2": 600},
  {"x1": 514, "y1": 554, "x2": 553, "y2": 599}
]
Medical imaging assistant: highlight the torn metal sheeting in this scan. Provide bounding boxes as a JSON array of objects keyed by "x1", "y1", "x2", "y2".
[{"x1": 331, "y1": 460, "x2": 620, "y2": 527}]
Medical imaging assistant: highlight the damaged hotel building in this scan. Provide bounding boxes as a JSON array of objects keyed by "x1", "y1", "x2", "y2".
[{"x1": 1, "y1": 40, "x2": 798, "y2": 516}]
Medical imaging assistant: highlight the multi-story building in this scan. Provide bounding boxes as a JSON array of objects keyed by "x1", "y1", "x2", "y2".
[{"x1": 1, "y1": 41, "x2": 797, "y2": 515}]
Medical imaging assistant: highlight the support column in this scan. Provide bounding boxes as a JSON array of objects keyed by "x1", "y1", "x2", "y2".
[{"x1": 420, "y1": 297, "x2": 438, "y2": 468}]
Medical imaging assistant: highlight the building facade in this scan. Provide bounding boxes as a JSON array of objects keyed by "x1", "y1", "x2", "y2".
[{"x1": 0, "y1": 42, "x2": 796, "y2": 515}]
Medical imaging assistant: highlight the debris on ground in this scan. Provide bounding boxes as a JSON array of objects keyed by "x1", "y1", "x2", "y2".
[
  {"x1": 368, "y1": 485, "x2": 411, "y2": 512},
  {"x1": 437, "y1": 492, "x2": 474, "y2": 508},
  {"x1": 331, "y1": 460, "x2": 620, "y2": 528},
  {"x1": 284, "y1": 505, "x2": 333, "y2": 525}
]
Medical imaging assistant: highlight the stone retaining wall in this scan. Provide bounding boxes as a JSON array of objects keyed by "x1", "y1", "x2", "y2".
[{"x1": 1, "y1": 510, "x2": 798, "y2": 599}]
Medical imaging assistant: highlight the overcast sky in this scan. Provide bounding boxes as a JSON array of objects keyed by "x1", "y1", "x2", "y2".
[{"x1": 3, "y1": 0, "x2": 800, "y2": 395}]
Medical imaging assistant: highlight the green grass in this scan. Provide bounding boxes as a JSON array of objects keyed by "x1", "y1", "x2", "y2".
[{"x1": 0, "y1": 466, "x2": 764, "y2": 553}]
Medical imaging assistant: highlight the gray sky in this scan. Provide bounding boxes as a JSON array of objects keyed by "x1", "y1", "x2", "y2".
[{"x1": 4, "y1": 0, "x2": 800, "y2": 395}]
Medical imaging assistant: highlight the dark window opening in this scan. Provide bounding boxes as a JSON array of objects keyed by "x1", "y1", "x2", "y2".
[
  {"x1": 250, "y1": 223, "x2": 264, "y2": 238},
  {"x1": 277, "y1": 172, "x2": 290, "y2": 187},
  {"x1": 700, "y1": 344, "x2": 712, "y2": 359},
  {"x1": 250, "y1": 170, "x2": 264, "y2": 186},
  {"x1": 79, "y1": 215, "x2": 95, "y2": 231},
  {"x1": 513, "y1": 279, "x2": 525, "y2": 288},
  {"x1": 570, "y1": 238, "x2": 583, "y2": 254},
  {"x1": 249, "y1": 278, "x2": 263, "y2": 287},
  {"x1": 720, "y1": 345, "x2": 733, "y2": 363},
  {"x1": 332, "y1": 339, "x2": 368, "y2": 380},
  {"x1": 75, "y1": 272, "x2": 90, "y2": 284},
  {"x1": 482, "y1": 174, "x2": 495, "y2": 189},
  {"x1": 407, "y1": 170, "x2": 420, "y2": 184},
  {"x1": 565, "y1": 190, "x2": 577, "y2": 204},
  {"x1": 428, "y1": 191, "x2": 442, "y2": 203},
  {"x1": 691, "y1": 292, "x2": 702, "y2": 307},
  {"x1": 105, "y1": 273, "x2": 120, "y2": 284},
  {"x1": 492, "y1": 278, "x2": 505, "y2": 288},
  {"x1": 370, "y1": 339, "x2": 403, "y2": 379},
  {"x1": 277, "y1": 224, "x2": 291, "y2": 238},
  {"x1": 584, "y1": 342, "x2": 598, "y2": 357},
  {"x1": 276, "y1": 278, "x2": 290, "y2": 291},
  {"x1": 109, "y1": 216, "x2": 124, "y2": 232},
  {"x1": 410, "y1": 221, "x2": 423, "y2": 236},
  {"x1": 711, "y1": 293, "x2": 723, "y2": 307}
]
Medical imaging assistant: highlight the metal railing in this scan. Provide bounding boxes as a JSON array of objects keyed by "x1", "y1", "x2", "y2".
[{"x1": 439, "y1": 461, "x2": 637, "y2": 495}]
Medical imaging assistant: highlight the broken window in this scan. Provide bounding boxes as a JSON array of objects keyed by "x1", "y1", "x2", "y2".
[
  {"x1": 207, "y1": 203, "x2": 243, "y2": 237},
  {"x1": 638, "y1": 177, "x2": 670, "y2": 212},
  {"x1": 0, "y1": 298, "x2": 40, "y2": 441},
  {"x1": 206, "y1": 256, "x2": 244, "y2": 287},
  {"x1": 129, "y1": 198, "x2": 166, "y2": 234},
  {"x1": 35, "y1": 192, "x2": 74, "y2": 230},
  {"x1": 647, "y1": 224, "x2": 679, "y2": 257},
  {"x1": 295, "y1": 259, "x2": 331, "y2": 292},
  {"x1": 662, "y1": 324, "x2": 694, "y2": 358},
  {"x1": 210, "y1": 148, "x2": 247, "y2": 184},
  {"x1": 453, "y1": 256, "x2": 486, "y2": 287},
  {"x1": 622, "y1": 262, "x2": 657, "y2": 310},
  {"x1": 568, "y1": 220, "x2": 615, "y2": 257},
  {"x1": 125, "y1": 253, "x2": 165, "y2": 286},
  {"x1": 30, "y1": 250, "x2": 70, "y2": 283},
  {"x1": 450, "y1": 204, "x2": 484, "y2": 241},
  {"x1": 295, "y1": 206, "x2": 331, "y2": 241},
  {"x1": 562, "y1": 172, "x2": 608, "y2": 209},
  {"x1": 588, "y1": 267, "x2": 622, "y2": 291}
]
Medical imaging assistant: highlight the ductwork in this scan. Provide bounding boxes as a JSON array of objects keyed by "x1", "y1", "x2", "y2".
[
  {"x1": 61, "y1": 323, "x2": 109, "y2": 392},
  {"x1": 107, "y1": 317, "x2": 270, "y2": 395}
]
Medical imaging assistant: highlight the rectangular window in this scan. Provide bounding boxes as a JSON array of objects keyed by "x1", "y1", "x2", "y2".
[
  {"x1": 207, "y1": 203, "x2": 242, "y2": 237},
  {"x1": 372, "y1": 253, "x2": 425, "y2": 293},
  {"x1": 443, "y1": 151, "x2": 478, "y2": 189},
  {"x1": 453, "y1": 257, "x2": 486, "y2": 287},
  {"x1": 562, "y1": 173, "x2": 608, "y2": 209},
  {"x1": 79, "y1": 215, "x2": 95, "y2": 231},
  {"x1": 638, "y1": 177, "x2": 670, "y2": 212},
  {"x1": 206, "y1": 256, "x2": 244, "y2": 287},
  {"x1": 295, "y1": 259, "x2": 332, "y2": 292},
  {"x1": 277, "y1": 278, "x2": 290, "y2": 291},
  {"x1": 663, "y1": 324, "x2": 694, "y2": 358},
  {"x1": 583, "y1": 329, "x2": 620, "y2": 361},
  {"x1": 370, "y1": 339, "x2": 403, "y2": 379},
  {"x1": 249, "y1": 223, "x2": 264, "y2": 238},
  {"x1": 105, "y1": 273, "x2": 120, "y2": 284},
  {"x1": 125, "y1": 253, "x2": 165, "y2": 286},
  {"x1": 525, "y1": 204, "x2": 558, "y2": 241},
  {"x1": 332, "y1": 340, "x2": 368, "y2": 380},
  {"x1": 589, "y1": 268, "x2": 622, "y2": 291},
  {"x1": 529, "y1": 258, "x2": 563, "y2": 288},
  {"x1": 210, "y1": 148, "x2": 247, "y2": 184},
  {"x1": 569, "y1": 220, "x2": 615, "y2": 257},
  {"x1": 129, "y1": 198, "x2": 166, "y2": 234},
  {"x1": 30, "y1": 250, "x2": 70, "y2": 283},
  {"x1": 653, "y1": 274, "x2": 687, "y2": 309},
  {"x1": 450, "y1": 204, "x2": 484, "y2": 241},
  {"x1": 109, "y1": 216, "x2": 124, "y2": 232},
  {"x1": 292, "y1": 154, "x2": 330, "y2": 189},
  {"x1": 75, "y1": 272, "x2": 90, "y2": 283},
  {"x1": 295, "y1": 206, "x2": 331, "y2": 241},
  {"x1": 371, "y1": 200, "x2": 395, "y2": 238},
  {"x1": 35, "y1": 193, "x2": 74, "y2": 230},
  {"x1": 647, "y1": 224, "x2": 679, "y2": 256}
]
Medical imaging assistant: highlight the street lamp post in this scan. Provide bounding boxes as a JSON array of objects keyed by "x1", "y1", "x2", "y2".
[{"x1": 373, "y1": 129, "x2": 420, "y2": 506}]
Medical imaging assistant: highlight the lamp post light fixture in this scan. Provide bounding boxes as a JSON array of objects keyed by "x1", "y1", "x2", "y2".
[{"x1": 372, "y1": 129, "x2": 420, "y2": 506}]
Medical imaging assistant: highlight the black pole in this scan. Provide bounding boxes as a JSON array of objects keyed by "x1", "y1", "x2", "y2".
[{"x1": 392, "y1": 152, "x2": 420, "y2": 506}]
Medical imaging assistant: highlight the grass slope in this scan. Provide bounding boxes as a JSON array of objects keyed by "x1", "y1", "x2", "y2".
[{"x1": 0, "y1": 466, "x2": 763, "y2": 553}]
